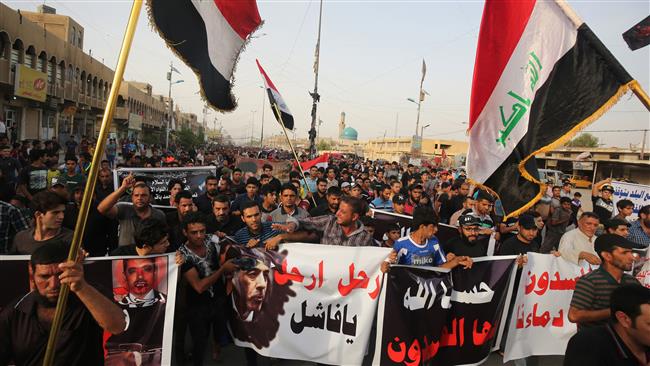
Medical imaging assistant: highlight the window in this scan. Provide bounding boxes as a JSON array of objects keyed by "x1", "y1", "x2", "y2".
[
  {"x1": 37, "y1": 52, "x2": 46, "y2": 72},
  {"x1": 56, "y1": 62, "x2": 64, "y2": 85},
  {"x1": 47, "y1": 59, "x2": 55, "y2": 84},
  {"x1": 25, "y1": 46, "x2": 35, "y2": 68},
  {"x1": 71, "y1": 26, "x2": 76, "y2": 45},
  {"x1": 10, "y1": 40, "x2": 23, "y2": 68},
  {"x1": 562, "y1": 153, "x2": 571, "y2": 158},
  {"x1": 609, "y1": 154, "x2": 620, "y2": 160}
]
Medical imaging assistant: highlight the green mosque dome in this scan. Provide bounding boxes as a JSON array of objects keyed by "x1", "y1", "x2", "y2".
[{"x1": 341, "y1": 127, "x2": 358, "y2": 141}]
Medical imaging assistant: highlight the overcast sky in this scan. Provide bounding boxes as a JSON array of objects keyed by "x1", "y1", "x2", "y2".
[{"x1": 7, "y1": 0, "x2": 649, "y2": 147}]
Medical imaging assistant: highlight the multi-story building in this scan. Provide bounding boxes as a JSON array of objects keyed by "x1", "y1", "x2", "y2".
[
  {"x1": 115, "y1": 81, "x2": 167, "y2": 141},
  {"x1": 0, "y1": 3, "x2": 114, "y2": 142}
]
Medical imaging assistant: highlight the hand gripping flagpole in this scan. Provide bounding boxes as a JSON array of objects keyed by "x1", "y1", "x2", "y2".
[
  {"x1": 42, "y1": 1, "x2": 143, "y2": 365},
  {"x1": 272, "y1": 103, "x2": 318, "y2": 208}
]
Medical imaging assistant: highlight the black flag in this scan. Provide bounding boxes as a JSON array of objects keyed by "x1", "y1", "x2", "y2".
[{"x1": 623, "y1": 15, "x2": 650, "y2": 51}]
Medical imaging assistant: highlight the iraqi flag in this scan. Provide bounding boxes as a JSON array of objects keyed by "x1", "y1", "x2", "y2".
[
  {"x1": 300, "y1": 153, "x2": 329, "y2": 171},
  {"x1": 256, "y1": 59, "x2": 294, "y2": 130},
  {"x1": 466, "y1": 0, "x2": 638, "y2": 218},
  {"x1": 148, "y1": 0, "x2": 262, "y2": 111}
]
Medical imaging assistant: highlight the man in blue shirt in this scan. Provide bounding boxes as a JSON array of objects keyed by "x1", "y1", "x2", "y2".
[
  {"x1": 370, "y1": 184, "x2": 393, "y2": 212},
  {"x1": 391, "y1": 206, "x2": 473, "y2": 269},
  {"x1": 234, "y1": 201, "x2": 285, "y2": 248}
]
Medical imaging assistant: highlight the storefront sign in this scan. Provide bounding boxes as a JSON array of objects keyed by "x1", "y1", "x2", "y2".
[{"x1": 14, "y1": 64, "x2": 47, "y2": 102}]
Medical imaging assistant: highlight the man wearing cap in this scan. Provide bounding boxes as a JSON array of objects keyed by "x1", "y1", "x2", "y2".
[
  {"x1": 392, "y1": 194, "x2": 407, "y2": 215},
  {"x1": 370, "y1": 184, "x2": 393, "y2": 212},
  {"x1": 568, "y1": 234, "x2": 639, "y2": 330},
  {"x1": 605, "y1": 218, "x2": 631, "y2": 237},
  {"x1": 443, "y1": 212, "x2": 486, "y2": 258},
  {"x1": 592, "y1": 178, "x2": 615, "y2": 221},
  {"x1": 340, "y1": 181, "x2": 351, "y2": 195},
  {"x1": 541, "y1": 197, "x2": 574, "y2": 253},
  {"x1": 498, "y1": 214, "x2": 540, "y2": 257},
  {"x1": 404, "y1": 183, "x2": 423, "y2": 216}
]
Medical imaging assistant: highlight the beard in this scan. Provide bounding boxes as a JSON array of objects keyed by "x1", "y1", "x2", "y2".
[
  {"x1": 207, "y1": 189, "x2": 218, "y2": 196},
  {"x1": 35, "y1": 292, "x2": 58, "y2": 308}
]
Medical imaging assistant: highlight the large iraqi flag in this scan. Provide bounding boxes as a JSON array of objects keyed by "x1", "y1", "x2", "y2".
[
  {"x1": 466, "y1": 0, "x2": 638, "y2": 218},
  {"x1": 148, "y1": 0, "x2": 262, "y2": 111}
]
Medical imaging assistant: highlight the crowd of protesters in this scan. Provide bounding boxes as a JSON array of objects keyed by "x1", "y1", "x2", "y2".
[{"x1": 0, "y1": 134, "x2": 649, "y2": 366}]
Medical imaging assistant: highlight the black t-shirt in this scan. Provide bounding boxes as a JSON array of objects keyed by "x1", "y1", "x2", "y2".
[
  {"x1": 499, "y1": 217, "x2": 519, "y2": 244},
  {"x1": 0, "y1": 292, "x2": 104, "y2": 366},
  {"x1": 442, "y1": 235, "x2": 487, "y2": 258},
  {"x1": 564, "y1": 323, "x2": 649, "y2": 366},
  {"x1": 206, "y1": 214, "x2": 244, "y2": 237},
  {"x1": 592, "y1": 195, "x2": 614, "y2": 221},
  {"x1": 18, "y1": 165, "x2": 48, "y2": 196},
  {"x1": 498, "y1": 236, "x2": 539, "y2": 256},
  {"x1": 111, "y1": 244, "x2": 139, "y2": 256},
  {"x1": 310, "y1": 203, "x2": 336, "y2": 217}
]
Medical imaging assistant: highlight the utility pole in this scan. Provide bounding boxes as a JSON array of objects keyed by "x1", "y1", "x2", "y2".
[
  {"x1": 308, "y1": 0, "x2": 324, "y2": 159},
  {"x1": 166, "y1": 62, "x2": 172, "y2": 149},
  {"x1": 641, "y1": 129, "x2": 648, "y2": 160}
]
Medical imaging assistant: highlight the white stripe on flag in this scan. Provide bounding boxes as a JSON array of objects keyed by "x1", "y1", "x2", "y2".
[
  {"x1": 467, "y1": 1, "x2": 577, "y2": 183},
  {"x1": 191, "y1": 0, "x2": 244, "y2": 79}
]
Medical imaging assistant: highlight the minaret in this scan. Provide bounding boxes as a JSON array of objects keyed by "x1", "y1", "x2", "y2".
[{"x1": 338, "y1": 112, "x2": 346, "y2": 139}]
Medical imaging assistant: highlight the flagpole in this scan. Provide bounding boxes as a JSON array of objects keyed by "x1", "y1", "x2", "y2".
[
  {"x1": 42, "y1": 1, "x2": 142, "y2": 365},
  {"x1": 308, "y1": 0, "x2": 324, "y2": 159},
  {"x1": 555, "y1": 0, "x2": 650, "y2": 111},
  {"x1": 272, "y1": 103, "x2": 318, "y2": 208}
]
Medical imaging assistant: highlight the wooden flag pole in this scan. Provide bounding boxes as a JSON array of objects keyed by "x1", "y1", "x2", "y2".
[
  {"x1": 272, "y1": 103, "x2": 318, "y2": 208},
  {"x1": 42, "y1": 1, "x2": 143, "y2": 365},
  {"x1": 630, "y1": 81, "x2": 650, "y2": 111}
]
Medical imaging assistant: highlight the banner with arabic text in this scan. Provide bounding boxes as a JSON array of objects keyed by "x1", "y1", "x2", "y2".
[
  {"x1": 227, "y1": 243, "x2": 391, "y2": 365},
  {"x1": 371, "y1": 210, "x2": 460, "y2": 246},
  {"x1": 113, "y1": 166, "x2": 216, "y2": 208},
  {"x1": 0, "y1": 254, "x2": 177, "y2": 365},
  {"x1": 373, "y1": 256, "x2": 517, "y2": 366},
  {"x1": 612, "y1": 180, "x2": 650, "y2": 219},
  {"x1": 503, "y1": 253, "x2": 595, "y2": 362},
  {"x1": 235, "y1": 157, "x2": 292, "y2": 181}
]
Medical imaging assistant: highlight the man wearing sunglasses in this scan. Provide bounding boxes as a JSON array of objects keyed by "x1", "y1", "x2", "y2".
[{"x1": 442, "y1": 212, "x2": 488, "y2": 258}]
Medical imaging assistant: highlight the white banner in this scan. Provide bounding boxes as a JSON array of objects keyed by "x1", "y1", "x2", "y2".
[
  {"x1": 228, "y1": 243, "x2": 391, "y2": 365},
  {"x1": 504, "y1": 253, "x2": 594, "y2": 362},
  {"x1": 612, "y1": 180, "x2": 650, "y2": 219}
]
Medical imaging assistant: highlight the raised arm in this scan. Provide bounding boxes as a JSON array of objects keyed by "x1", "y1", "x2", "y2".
[
  {"x1": 591, "y1": 178, "x2": 611, "y2": 197},
  {"x1": 98, "y1": 174, "x2": 134, "y2": 219},
  {"x1": 183, "y1": 260, "x2": 238, "y2": 294}
]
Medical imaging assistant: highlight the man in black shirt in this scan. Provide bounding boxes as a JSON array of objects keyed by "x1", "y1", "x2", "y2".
[
  {"x1": 0, "y1": 242, "x2": 126, "y2": 365},
  {"x1": 205, "y1": 194, "x2": 244, "y2": 237},
  {"x1": 310, "y1": 186, "x2": 341, "y2": 217},
  {"x1": 111, "y1": 217, "x2": 171, "y2": 256},
  {"x1": 194, "y1": 175, "x2": 220, "y2": 215},
  {"x1": 166, "y1": 191, "x2": 196, "y2": 249},
  {"x1": 312, "y1": 178, "x2": 328, "y2": 208},
  {"x1": 443, "y1": 213, "x2": 487, "y2": 258},
  {"x1": 262, "y1": 163, "x2": 282, "y2": 194},
  {"x1": 564, "y1": 284, "x2": 650, "y2": 366},
  {"x1": 16, "y1": 149, "x2": 47, "y2": 200},
  {"x1": 498, "y1": 214, "x2": 540, "y2": 256},
  {"x1": 592, "y1": 178, "x2": 615, "y2": 222}
]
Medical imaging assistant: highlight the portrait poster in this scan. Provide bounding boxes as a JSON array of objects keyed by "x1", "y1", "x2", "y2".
[
  {"x1": 227, "y1": 243, "x2": 391, "y2": 365},
  {"x1": 373, "y1": 256, "x2": 517, "y2": 366},
  {"x1": 0, "y1": 254, "x2": 177, "y2": 366},
  {"x1": 113, "y1": 166, "x2": 217, "y2": 208}
]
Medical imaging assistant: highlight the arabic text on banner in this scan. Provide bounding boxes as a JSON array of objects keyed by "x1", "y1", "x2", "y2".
[
  {"x1": 113, "y1": 166, "x2": 216, "y2": 208},
  {"x1": 611, "y1": 180, "x2": 650, "y2": 219},
  {"x1": 227, "y1": 243, "x2": 391, "y2": 365},
  {"x1": 0, "y1": 253, "x2": 178, "y2": 366},
  {"x1": 373, "y1": 256, "x2": 517, "y2": 366},
  {"x1": 503, "y1": 253, "x2": 594, "y2": 362}
]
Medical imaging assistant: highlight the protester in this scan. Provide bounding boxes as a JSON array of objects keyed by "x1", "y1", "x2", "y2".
[
  {"x1": 111, "y1": 217, "x2": 170, "y2": 256},
  {"x1": 168, "y1": 178, "x2": 186, "y2": 208},
  {"x1": 0, "y1": 199, "x2": 30, "y2": 254},
  {"x1": 498, "y1": 214, "x2": 540, "y2": 257},
  {"x1": 310, "y1": 186, "x2": 341, "y2": 217},
  {"x1": 97, "y1": 175, "x2": 166, "y2": 247},
  {"x1": 11, "y1": 191, "x2": 72, "y2": 254},
  {"x1": 194, "y1": 175, "x2": 220, "y2": 215},
  {"x1": 382, "y1": 223, "x2": 401, "y2": 248},
  {"x1": 568, "y1": 234, "x2": 639, "y2": 330},
  {"x1": 231, "y1": 177, "x2": 262, "y2": 216},
  {"x1": 0, "y1": 242, "x2": 127, "y2": 365},
  {"x1": 564, "y1": 284, "x2": 650, "y2": 365},
  {"x1": 540, "y1": 196, "x2": 573, "y2": 253},
  {"x1": 16, "y1": 149, "x2": 48, "y2": 200},
  {"x1": 392, "y1": 194, "x2": 407, "y2": 215},
  {"x1": 234, "y1": 201, "x2": 285, "y2": 248},
  {"x1": 558, "y1": 211, "x2": 601, "y2": 265},
  {"x1": 443, "y1": 212, "x2": 487, "y2": 258},
  {"x1": 613, "y1": 199, "x2": 635, "y2": 222},
  {"x1": 166, "y1": 190, "x2": 197, "y2": 249},
  {"x1": 592, "y1": 178, "x2": 615, "y2": 222},
  {"x1": 604, "y1": 218, "x2": 631, "y2": 238},
  {"x1": 206, "y1": 194, "x2": 244, "y2": 238},
  {"x1": 628, "y1": 205, "x2": 650, "y2": 249},
  {"x1": 265, "y1": 183, "x2": 309, "y2": 223}
]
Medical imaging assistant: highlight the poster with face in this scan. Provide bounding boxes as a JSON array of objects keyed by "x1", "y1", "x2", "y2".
[{"x1": 227, "y1": 243, "x2": 392, "y2": 365}]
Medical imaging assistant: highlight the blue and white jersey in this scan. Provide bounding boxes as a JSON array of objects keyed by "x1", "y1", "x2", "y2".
[{"x1": 394, "y1": 235, "x2": 447, "y2": 267}]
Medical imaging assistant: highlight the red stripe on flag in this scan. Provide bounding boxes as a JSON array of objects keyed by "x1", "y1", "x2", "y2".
[
  {"x1": 256, "y1": 59, "x2": 279, "y2": 92},
  {"x1": 468, "y1": 0, "x2": 536, "y2": 130},
  {"x1": 213, "y1": 0, "x2": 262, "y2": 40}
]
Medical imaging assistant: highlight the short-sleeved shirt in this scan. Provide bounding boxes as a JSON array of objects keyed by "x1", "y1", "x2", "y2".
[
  {"x1": 0, "y1": 292, "x2": 104, "y2": 366},
  {"x1": 570, "y1": 267, "x2": 639, "y2": 330},
  {"x1": 18, "y1": 165, "x2": 48, "y2": 196},
  {"x1": 179, "y1": 236, "x2": 223, "y2": 301},
  {"x1": 10, "y1": 228, "x2": 74, "y2": 255},
  {"x1": 370, "y1": 197, "x2": 393, "y2": 212},
  {"x1": 62, "y1": 173, "x2": 85, "y2": 194},
  {"x1": 547, "y1": 207, "x2": 572, "y2": 235},
  {"x1": 498, "y1": 236, "x2": 539, "y2": 256},
  {"x1": 116, "y1": 203, "x2": 166, "y2": 246},
  {"x1": 564, "y1": 322, "x2": 650, "y2": 366},
  {"x1": 592, "y1": 195, "x2": 614, "y2": 221},
  {"x1": 394, "y1": 235, "x2": 447, "y2": 266},
  {"x1": 233, "y1": 222, "x2": 282, "y2": 248}
]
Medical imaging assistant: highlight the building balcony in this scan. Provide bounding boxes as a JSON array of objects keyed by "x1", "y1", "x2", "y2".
[{"x1": 114, "y1": 106, "x2": 129, "y2": 120}]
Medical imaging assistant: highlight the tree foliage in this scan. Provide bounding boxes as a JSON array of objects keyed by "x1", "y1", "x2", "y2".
[
  {"x1": 566, "y1": 133, "x2": 599, "y2": 148},
  {"x1": 176, "y1": 126, "x2": 203, "y2": 150}
]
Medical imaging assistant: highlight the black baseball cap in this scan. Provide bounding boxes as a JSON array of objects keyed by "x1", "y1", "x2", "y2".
[
  {"x1": 594, "y1": 233, "x2": 635, "y2": 254},
  {"x1": 601, "y1": 184, "x2": 615, "y2": 192},
  {"x1": 392, "y1": 194, "x2": 406, "y2": 204},
  {"x1": 459, "y1": 213, "x2": 481, "y2": 227},
  {"x1": 517, "y1": 214, "x2": 537, "y2": 230},
  {"x1": 604, "y1": 218, "x2": 631, "y2": 230},
  {"x1": 409, "y1": 183, "x2": 423, "y2": 191}
]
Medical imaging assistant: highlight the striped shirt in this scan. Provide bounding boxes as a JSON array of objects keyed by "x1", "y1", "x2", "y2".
[
  {"x1": 233, "y1": 222, "x2": 282, "y2": 248},
  {"x1": 0, "y1": 201, "x2": 31, "y2": 254},
  {"x1": 570, "y1": 267, "x2": 639, "y2": 330}
]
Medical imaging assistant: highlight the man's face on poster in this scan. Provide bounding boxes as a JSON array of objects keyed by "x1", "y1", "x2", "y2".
[
  {"x1": 237, "y1": 259, "x2": 269, "y2": 316},
  {"x1": 124, "y1": 259, "x2": 156, "y2": 299}
]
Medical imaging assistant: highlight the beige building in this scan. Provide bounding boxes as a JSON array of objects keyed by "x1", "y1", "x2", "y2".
[
  {"x1": 114, "y1": 81, "x2": 168, "y2": 141},
  {"x1": 363, "y1": 136, "x2": 468, "y2": 163},
  {"x1": 536, "y1": 146, "x2": 650, "y2": 185}
]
